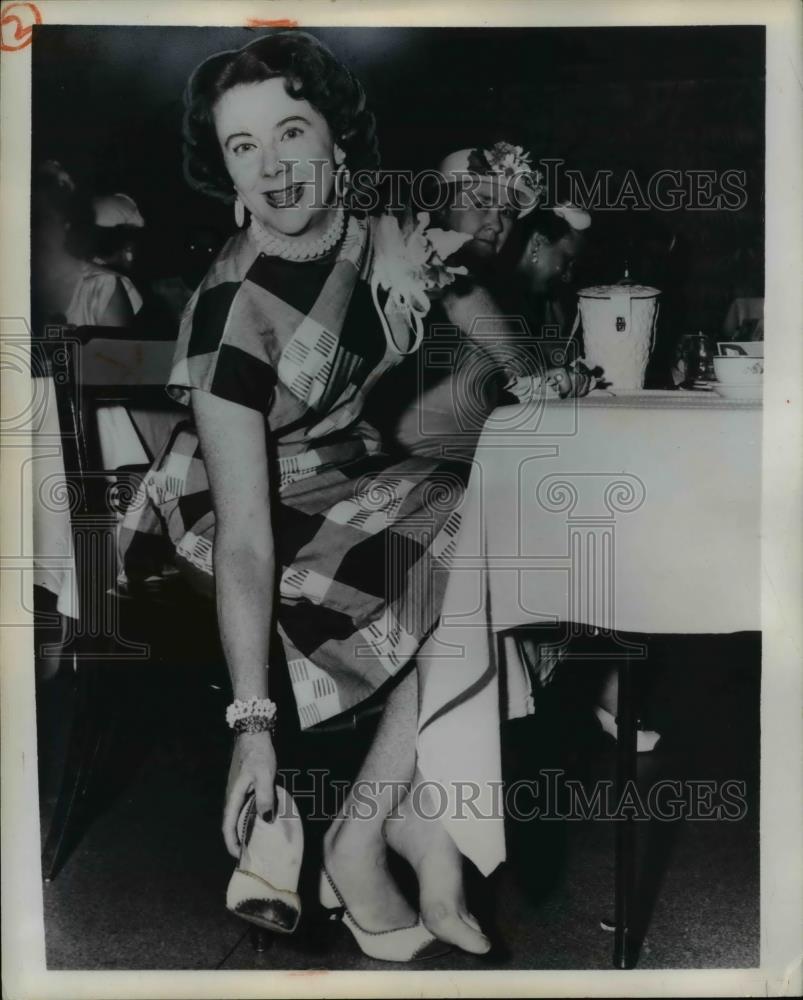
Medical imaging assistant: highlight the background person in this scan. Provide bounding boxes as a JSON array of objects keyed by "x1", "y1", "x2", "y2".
[
  {"x1": 369, "y1": 145, "x2": 587, "y2": 460},
  {"x1": 91, "y1": 192, "x2": 146, "y2": 283},
  {"x1": 495, "y1": 200, "x2": 592, "y2": 368},
  {"x1": 32, "y1": 163, "x2": 138, "y2": 331}
]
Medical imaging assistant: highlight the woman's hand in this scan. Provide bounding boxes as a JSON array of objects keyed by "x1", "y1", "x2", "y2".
[
  {"x1": 545, "y1": 366, "x2": 592, "y2": 399},
  {"x1": 222, "y1": 730, "x2": 277, "y2": 858}
]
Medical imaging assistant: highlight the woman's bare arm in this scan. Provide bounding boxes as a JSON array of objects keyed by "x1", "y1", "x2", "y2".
[
  {"x1": 192, "y1": 388, "x2": 278, "y2": 852},
  {"x1": 441, "y1": 284, "x2": 590, "y2": 397},
  {"x1": 440, "y1": 283, "x2": 522, "y2": 367}
]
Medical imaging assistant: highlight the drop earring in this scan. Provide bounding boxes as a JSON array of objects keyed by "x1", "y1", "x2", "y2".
[
  {"x1": 333, "y1": 144, "x2": 349, "y2": 202},
  {"x1": 234, "y1": 195, "x2": 245, "y2": 229},
  {"x1": 334, "y1": 165, "x2": 351, "y2": 201},
  {"x1": 530, "y1": 236, "x2": 542, "y2": 265}
]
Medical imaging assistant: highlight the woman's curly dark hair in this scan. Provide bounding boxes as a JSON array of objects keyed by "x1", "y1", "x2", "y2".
[{"x1": 183, "y1": 30, "x2": 380, "y2": 203}]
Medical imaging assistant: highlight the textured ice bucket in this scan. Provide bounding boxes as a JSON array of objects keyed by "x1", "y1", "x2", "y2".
[{"x1": 577, "y1": 283, "x2": 661, "y2": 389}]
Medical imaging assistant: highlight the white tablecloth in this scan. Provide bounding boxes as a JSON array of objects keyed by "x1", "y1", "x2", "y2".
[
  {"x1": 416, "y1": 390, "x2": 762, "y2": 875},
  {"x1": 31, "y1": 375, "x2": 172, "y2": 620},
  {"x1": 31, "y1": 377, "x2": 79, "y2": 619}
]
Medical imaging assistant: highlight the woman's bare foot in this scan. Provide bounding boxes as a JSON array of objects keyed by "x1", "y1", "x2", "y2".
[
  {"x1": 384, "y1": 793, "x2": 491, "y2": 955},
  {"x1": 322, "y1": 819, "x2": 417, "y2": 932}
]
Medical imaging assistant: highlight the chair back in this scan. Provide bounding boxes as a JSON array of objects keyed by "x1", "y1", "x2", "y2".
[
  {"x1": 49, "y1": 326, "x2": 180, "y2": 507},
  {"x1": 47, "y1": 327, "x2": 183, "y2": 654}
]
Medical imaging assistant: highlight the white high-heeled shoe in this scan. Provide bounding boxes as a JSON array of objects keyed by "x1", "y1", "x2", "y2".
[
  {"x1": 319, "y1": 867, "x2": 450, "y2": 962},
  {"x1": 226, "y1": 787, "x2": 303, "y2": 934}
]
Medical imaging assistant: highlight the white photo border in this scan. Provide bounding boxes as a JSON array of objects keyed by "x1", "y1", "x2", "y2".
[{"x1": 2, "y1": 1, "x2": 801, "y2": 997}]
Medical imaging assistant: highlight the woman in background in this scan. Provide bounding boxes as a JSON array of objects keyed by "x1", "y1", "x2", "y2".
[
  {"x1": 369, "y1": 148, "x2": 591, "y2": 462},
  {"x1": 31, "y1": 162, "x2": 143, "y2": 648},
  {"x1": 91, "y1": 191, "x2": 145, "y2": 281},
  {"x1": 32, "y1": 163, "x2": 140, "y2": 331},
  {"x1": 495, "y1": 201, "x2": 592, "y2": 364}
]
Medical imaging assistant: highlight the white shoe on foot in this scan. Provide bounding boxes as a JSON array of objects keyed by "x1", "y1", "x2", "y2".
[{"x1": 319, "y1": 867, "x2": 450, "y2": 962}]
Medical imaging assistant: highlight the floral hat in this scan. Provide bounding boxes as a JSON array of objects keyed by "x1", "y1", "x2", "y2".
[{"x1": 436, "y1": 141, "x2": 546, "y2": 218}]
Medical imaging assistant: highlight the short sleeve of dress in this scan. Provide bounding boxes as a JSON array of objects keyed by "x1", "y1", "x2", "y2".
[
  {"x1": 166, "y1": 235, "x2": 278, "y2": 414},
  {"x1": 66, "y1": 265, "x2": 143, "y2": 327}
]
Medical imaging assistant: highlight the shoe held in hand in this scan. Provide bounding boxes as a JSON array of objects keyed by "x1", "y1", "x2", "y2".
[{"x1": 226, "y1": 786, "x2": 303, "y2": 934}]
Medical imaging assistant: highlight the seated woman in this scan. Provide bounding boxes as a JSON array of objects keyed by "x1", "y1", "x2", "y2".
[
  {"x1": 32, "y1": 162, "x2": 139, "y2": 330},
  {"x1": 119, "y1": 31, "x2": 498, "y2": 960},
  {"x1": 31, "y1": 163, "x2": 145, "y2": 678},
  {"x1": 368, "y1": 145, "x2": 589, "y2": 462},
  {"x1": 495, "y1": 199, "x2": 592, "y2": 363},
  {"x1": 91, "y1": 191, "x2": 146, "y2": 291}
]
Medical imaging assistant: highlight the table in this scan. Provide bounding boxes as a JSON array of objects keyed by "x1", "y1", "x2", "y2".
[
  {"x1": 32, "y1": 365, "x2": 180, "y2": 622},
  {"x1": 415, "y1": 390, "x2": 761, "y2": 950},
  {"x1": 31, "y1": 376, "x2": 79, "y2": 619},
  {"x1": 31, "y1": 375, "x2": 152, "y2": 621}
]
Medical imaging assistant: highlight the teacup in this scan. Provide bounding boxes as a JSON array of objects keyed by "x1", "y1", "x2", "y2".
[
  {"x1": 712, "y1": 355, "x2": 763, "y2": 400},
  {"x1": 713, "y1": 356, "x2": 764, "y2": 383},
  {"x1": 717, "y1": 341, "x2": 763, "y2": 358}
]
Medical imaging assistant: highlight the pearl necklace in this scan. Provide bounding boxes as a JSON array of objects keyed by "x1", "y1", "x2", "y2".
[{"x1": 248, "y1": 207, "x2": 346, "y2": 262}]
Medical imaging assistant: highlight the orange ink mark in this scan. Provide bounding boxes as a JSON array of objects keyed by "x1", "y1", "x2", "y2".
[
  {"x1": 245, "y1": 18, "x2": 299, "y2": 28},
  {"x1": 0, "y1": 1, "x2": 41, "y2": 51},
  {"x1": 95, "y1": 352, "x2": 128, "y2": 370}
]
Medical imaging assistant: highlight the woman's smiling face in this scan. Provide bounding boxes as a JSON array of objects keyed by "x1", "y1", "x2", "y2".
[{"x1": 213, "y1": 77, "x2": 337, "y2": 237}]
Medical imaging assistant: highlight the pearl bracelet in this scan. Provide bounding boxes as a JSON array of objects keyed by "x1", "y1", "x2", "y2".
[{"x1": 226, "y1": 697, "x2": 278, "y2": 735}]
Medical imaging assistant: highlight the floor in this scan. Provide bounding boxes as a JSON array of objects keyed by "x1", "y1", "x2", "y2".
[{"x1": 37, "y1": 632, "x2": 760, "y2": 971}]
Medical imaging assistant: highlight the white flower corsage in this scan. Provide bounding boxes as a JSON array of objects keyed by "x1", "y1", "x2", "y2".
[{"x1": 370, "y1": 212, "x2": 473, "y2": 355}]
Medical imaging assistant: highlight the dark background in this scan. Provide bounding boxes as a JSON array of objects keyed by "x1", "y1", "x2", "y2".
[{"x1": 32, "y1": 24, "x2": 765, "y2": 346}]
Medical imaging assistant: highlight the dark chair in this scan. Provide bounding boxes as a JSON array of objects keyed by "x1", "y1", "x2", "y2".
[
  {"x1": 501, "y1": 624, "x2": 646, "y2": 969},
  {"x1": 39, "y1": 326, "x2": 194, "y2": 881}
]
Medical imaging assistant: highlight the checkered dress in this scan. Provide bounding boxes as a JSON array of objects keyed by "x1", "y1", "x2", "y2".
[{"x1": 118, "y1": 214, "x2": 469, "y2": 729}]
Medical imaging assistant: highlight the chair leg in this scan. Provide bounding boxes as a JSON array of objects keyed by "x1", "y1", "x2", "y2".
[
  {"x1": 613, "y1": 653, "x2": 638, "y2": 969},
  {"x1": 41, "y1": 656, "x2": 111, "y2": 881},
  {"x1": 249, "y1": 927, "x2": 272, "y2": 953}
]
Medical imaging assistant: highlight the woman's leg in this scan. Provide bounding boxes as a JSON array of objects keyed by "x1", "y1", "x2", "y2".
[
  {"x1": 323, "y1": 663, "x2": 490, "y2": 952},
  {"x1": 322, "y1": 666, "x2": 419, "y2": 931},
  {"x1": 383, "y1": 648, "x2": 491, "y2": 952},
  {"x1": 384, "y1": 767, "x2": 490, "y2": 953}
]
